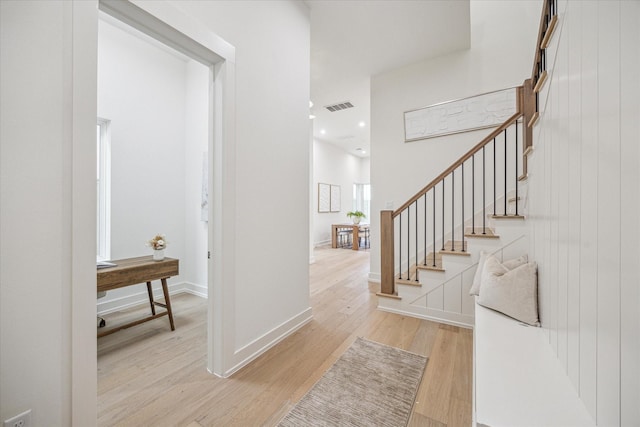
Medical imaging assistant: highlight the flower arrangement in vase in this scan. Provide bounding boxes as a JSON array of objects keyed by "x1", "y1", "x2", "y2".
[{"x1": 147, "y1": 234, "x2": 167, "y2": 261}]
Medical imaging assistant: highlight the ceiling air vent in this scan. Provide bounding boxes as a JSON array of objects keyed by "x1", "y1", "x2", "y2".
[{"x1": 325, "y1": 101, "x2": 354, "y2": 112}]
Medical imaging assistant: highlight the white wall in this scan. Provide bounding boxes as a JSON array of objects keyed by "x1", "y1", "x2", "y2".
[
  {"x1": 528, "y1": 1, "x2": 639, "y2": 424},
  {"x1": 97, "y1": 19, "x2": 209, "y2": 309},
  {"x1": 313, "y1": 139, "x2": 368, "y2": 245},
  {"x1": 1, "y1": 1, "x2": 97, "y2": 425},
  {"x1": 98, "y1": 18, "x2": 187, "y2": 304},
  {"x1": 167, "y1": 0, "x2": 312, "y2": 365},
  {"x1": 369, "y1": 0, "x2": 540, "y2": 280},
  {"x1": 184, "y1": 61, "x2": 209, "y2": 295},
  {"x1": 1, "y1": 0, "x2": 310, "y2": 422},
  {"x1": 359, "y1": 157, "x2": 371, "y2": 184}
]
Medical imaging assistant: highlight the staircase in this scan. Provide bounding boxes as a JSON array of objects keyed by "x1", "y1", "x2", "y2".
[
  {"x1": 377, "y1": 89, "x2": 534, "y2": 327},
  {"x1": 377, "y1": 0, "x2": 555, "y2": 328},
  {"x1": 380, "y1": 215, "x2": 529, "y2": 327}
]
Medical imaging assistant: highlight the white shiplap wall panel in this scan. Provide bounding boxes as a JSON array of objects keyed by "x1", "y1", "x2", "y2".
[
  {"x1": 595, "y1": 3, "x2": 621, "y2": 425},
  {"x1": 548, "y1": 55, "x2": 559, "y2": 356},
  {"x1": 531, "y1": 0, "x2": 640, "y2": 424},
  {"x1": 577, "y1": 0, "x2": 599, "y2": 419},
  {"x1": 556, "y1": 20, "x2": 570, "y2": 372},
  {"x1": 619, "y1": 1, "x2": 640, "y2": 424},
  {"x1": 571, "y1": 2, "x2": 598, "y2": 418},
  {"x1": 537, "y1": 119, "x2": 552, "y2": 340},
  {"x1": 565, "y1": 0, "x2": 582, "y2": 391}
]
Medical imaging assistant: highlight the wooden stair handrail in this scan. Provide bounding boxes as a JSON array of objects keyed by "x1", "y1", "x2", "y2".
[
  {"x1": 531, "y1": 0, "x2": 550, "y2": 80},
  {"x1": 392, "y1": 109, "x2": 523, "y2": 218},
  {"x1": 531, "y1": 0, "x2": 556, "y2": 84}
]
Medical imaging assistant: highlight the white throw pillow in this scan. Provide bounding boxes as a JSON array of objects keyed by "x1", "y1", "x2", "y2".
[
  {"x1": 502, "y1": 254, "x2": 529, "y2": 270},
  {"x1": 477, "y1": 256, "x2": 539, "y2": 326},
  {"x1": 469, "y1": 253, "x2": 528, "y2": 296},
  {"x1": 469, "y1": 251, "x2": 488, "y2": 296}
]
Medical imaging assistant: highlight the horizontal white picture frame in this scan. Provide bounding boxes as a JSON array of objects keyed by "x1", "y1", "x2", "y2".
[{"x1": 404, "y1": 87, "x2": 517, "y2": 142}]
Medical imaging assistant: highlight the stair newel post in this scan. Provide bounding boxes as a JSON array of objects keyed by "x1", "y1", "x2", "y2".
[
  {"x1": 409, "y1": 202, "x2": 413, "y2": 279},
  {"x1": 432, "y1": 187, "x2": 436, "y2": 267},
  {"x1": 462, "y1": 162, "x2": 465, "y2": 252},
  {"x1": 472, "y1": 155, "x2": 475, "y2": 234},
  {"x1": 415, "y1": 201, "x2": 418, "y2": 281},
  {"x1": 504, "y1": 128, "x2": 508, "y2": 216},
  {"x1": 423, "y1": 194, "x2": 427, "y2": 266},
  {"x1": 523, "y1": 79, "x2": 535, "y2": 151},
  {"x1": 441, "y1": 179, "x2": 445, "y2": 250},
  {"x1": 451, "y1": 170, "x2": 455, "y2": 251},
  {"x1": 398, "y1": 212, "x2": 402, "y2": 280},
  {"x1": 493, "y1": 137, "x2": 496, "y2": 216},
  {"x1": 380, "y1": 210, "x2": 395, "y2": 295},
  {"x1": 483, "y1": 146, "x2": 486, "y2": 234},
  {"x1": 515, "y1": 121, "x2": 519, "y2": 216}
]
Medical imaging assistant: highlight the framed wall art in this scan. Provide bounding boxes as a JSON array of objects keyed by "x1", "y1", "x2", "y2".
[
  {"x1": 404, "y1": 87, "x2": 517, "y2": 142},
  {"x1": 318, "y1": 183, "x2": 330, "y2": 213},
  {"x1": 330, "y1": 185, "x2": 341, "y2": 212}
]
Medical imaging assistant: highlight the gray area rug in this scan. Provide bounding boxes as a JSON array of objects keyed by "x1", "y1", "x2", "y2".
[{"x1": 278, "y1": 337, "x2": 428, "y2": 427}]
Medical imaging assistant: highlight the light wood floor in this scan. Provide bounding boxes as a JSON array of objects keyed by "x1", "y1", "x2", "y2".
[{"x1": 97, "y1": 246, "x2": 472, "y2": 426}]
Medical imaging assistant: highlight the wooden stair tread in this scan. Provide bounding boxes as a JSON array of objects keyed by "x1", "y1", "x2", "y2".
[
  {"x1": 490, "y1": 214, "x2": 525, "y2": 220},
  {"x1": 440, "y1": 249, "x2": 471, "y2": 256},
  {"x1": 439, "y1": 240, "x2": 470, "y2": 256},
  {"x1": 416, "y1": 264, "x2": 445, "y2": 272},
  {"x1": 465, "y1": 227, "x2": 499, "y2": 238},
  {"x1": 396, "y1": 277, "x2": 421, "y2": 287},
  {"x1": 395, "y1": 264, "x2": 419, "y2": 285},
  {"x1": 416, "y1": 252, "x2": 444, "y2": 271}
]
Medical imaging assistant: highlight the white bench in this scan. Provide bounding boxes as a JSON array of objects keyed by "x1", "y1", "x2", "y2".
[{"x1": 474, "y1": 303, "x2": 595, "y2": 427}]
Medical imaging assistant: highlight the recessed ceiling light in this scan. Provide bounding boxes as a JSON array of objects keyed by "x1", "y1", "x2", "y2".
[
  {"x1": 320, "y1": 129, "x2": 326, "y2": 135},
  {"x1": 358, "y1": 121, "x2": 366, "y2": 128},
  {"x1": 309, "y1": 114, "x2": 316, "y2": 120},
  {"x1": 309, "y1": 101, "x2": 314, "y2": 108}
]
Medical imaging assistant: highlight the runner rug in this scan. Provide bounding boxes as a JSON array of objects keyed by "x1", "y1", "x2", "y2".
[{"x1": 278, "y1": 337, "x2": 428, "y2": 427}]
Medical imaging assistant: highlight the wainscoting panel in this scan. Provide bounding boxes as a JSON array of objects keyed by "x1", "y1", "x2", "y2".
[
  {"x1": 565, "y1": 1, "x2": 582, "y2": 391},
  {"x1": 529, "y1": 1, "x2": 640, "y2": 425},
  {"x1": 546, "y1": 57, "x2": 558, "y2": 357},
  {"x1": 619, "y1": 1, "x2": 640, "y2": 425},
  {"x1": 595, "y1": 3, "x2": 621, "y2": 424},
  {"x1": 576, "y1": 1, "x2": 599, "y2": 419},
  {"x1": 554, "y1": 22, "x2": 570, "y2": 373}
]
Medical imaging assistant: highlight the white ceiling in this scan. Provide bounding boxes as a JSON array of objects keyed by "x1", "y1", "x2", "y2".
[{"x1": 308, "y1": 0, "x2": 471, "y2": 158}]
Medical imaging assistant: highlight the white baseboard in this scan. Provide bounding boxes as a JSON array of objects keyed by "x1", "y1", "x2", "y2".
[
  {"x1": 97, "y1": 281, "x2": 206, "y2": 315},
  {"x1": 222, "y1": 307, "x2": 314, "y2": 377},
  {"x1": 377, "y1": 303, "x2": 474, "y2": 329},
  {"x1": 314, "y1": 239, "x2": 331, "y2": 247},
  {"x1": 182, "y1": 281, "x2": 208, "y2": 298},
  {"x1": 368, "y1": 272, "x2": 381, "y2": 283}
]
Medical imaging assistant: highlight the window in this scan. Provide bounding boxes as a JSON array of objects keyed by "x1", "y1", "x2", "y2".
[
  {"x1": 96, "y1": 118, "x2": 111, "y2": 260},
  {"x1": 353, "y1": 183, "x2": 371, "y2": 222}
]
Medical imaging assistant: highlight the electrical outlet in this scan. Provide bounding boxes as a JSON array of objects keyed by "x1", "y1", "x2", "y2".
[{"x1": 4, "y1": 409, "x2": 31, "y2": 427}]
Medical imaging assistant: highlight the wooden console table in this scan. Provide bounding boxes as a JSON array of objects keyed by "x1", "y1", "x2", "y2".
[{"x1": 97, "y1": 256, "x2": 179, "y2": 338}]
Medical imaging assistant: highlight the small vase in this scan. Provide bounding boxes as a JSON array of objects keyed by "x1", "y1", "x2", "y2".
[
  {"x1": 352, "y1": 217, "x2": 361, "y2": 225},
  {"x1": 153, "y1": 249, "x2": 165, "y2": 261}
]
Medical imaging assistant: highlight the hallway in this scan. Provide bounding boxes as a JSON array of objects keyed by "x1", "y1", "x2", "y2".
[{"x1": 97, "y1": 246, "x2": 472, "y2": 426}]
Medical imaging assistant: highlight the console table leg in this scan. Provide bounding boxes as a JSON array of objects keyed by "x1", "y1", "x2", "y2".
[
  {"x1": 161, "y1": 278, "x2": 175, "y2": 331},
  {"x1": 146, "y1": 281, "x2": 156, "y2": 315}
]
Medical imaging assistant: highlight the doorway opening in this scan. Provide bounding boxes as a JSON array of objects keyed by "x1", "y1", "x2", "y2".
[{"x1": 95, "y1": 0, "x2": 231, "y2": 385}]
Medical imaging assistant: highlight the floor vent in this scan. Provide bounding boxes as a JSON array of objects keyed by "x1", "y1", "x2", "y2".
[{"x1": 325, "y1": 101, "x2": 354, "y2": 112}]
